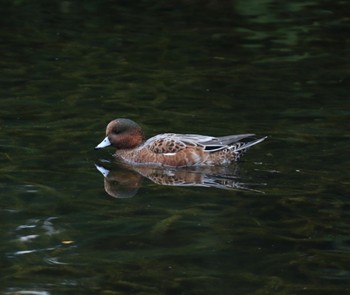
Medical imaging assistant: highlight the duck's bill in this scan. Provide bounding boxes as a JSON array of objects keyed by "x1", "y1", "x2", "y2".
[{"x1": 95, "y1": 137, "x2": 111, "y2": 149}]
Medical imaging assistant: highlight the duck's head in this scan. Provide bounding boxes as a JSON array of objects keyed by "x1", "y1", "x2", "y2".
[{"x1": 95, "y1": 118, "x2": 145, "y2": 150}]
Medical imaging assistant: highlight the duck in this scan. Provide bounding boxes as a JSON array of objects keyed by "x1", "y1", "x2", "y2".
[{"x1": 95, "y1": 118, "x2": 266, "y2": 167}]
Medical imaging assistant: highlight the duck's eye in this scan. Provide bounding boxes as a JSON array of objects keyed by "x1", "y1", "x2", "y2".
[
  {"x1": 112, "y1": 125, "x2": 127, "y2": 134},
  {"x1": 113, "y1": 127, "x2": 125, "y2": 135}
]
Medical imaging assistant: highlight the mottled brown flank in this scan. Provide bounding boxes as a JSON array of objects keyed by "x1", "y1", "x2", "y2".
[
  {"x1": 149, "y1": 139, "x2": 187, "y2": 154},
  {"x1": 116, "y1": 145, "x2": 238, "y2": 167},
  {"x1": 116, "y1": 134, "x2": 229, "y2": 166}
]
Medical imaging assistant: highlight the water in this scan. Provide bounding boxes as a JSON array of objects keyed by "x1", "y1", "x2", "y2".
[{"x1": 1, "y1": 0, "x2": 349, "y2": 294}]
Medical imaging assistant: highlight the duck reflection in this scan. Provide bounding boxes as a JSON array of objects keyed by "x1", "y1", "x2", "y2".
[{"x1": 95, "y1": 160, "x2": 265, "y2": 198}]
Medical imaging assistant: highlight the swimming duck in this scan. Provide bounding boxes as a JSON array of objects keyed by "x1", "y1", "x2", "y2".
[{"x1": 95, "y1": 118, "x2": 266, "y2": 167}]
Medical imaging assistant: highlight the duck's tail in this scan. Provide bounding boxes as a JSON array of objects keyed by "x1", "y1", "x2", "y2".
[{"x1": 234, "y1": 136, "x2": 267, "y2": 152}]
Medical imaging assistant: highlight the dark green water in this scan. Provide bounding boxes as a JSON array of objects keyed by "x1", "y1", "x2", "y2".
[{"x1": 1, "y1": 0, "x2": 349, "y2": 294}]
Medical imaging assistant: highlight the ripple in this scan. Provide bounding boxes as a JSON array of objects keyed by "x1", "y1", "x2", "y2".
[
  {"x1": 16, "y1": 224, "x2": 37, "y2": 230},
  {"x1": 18, "y1": 234, "x2": 39, "y2": 242},
  {"x1": 44, "y1": 257, "x2": 69, "y2": 265},
  {"x1": 12, "y1": 247, "x2": 55, "y2": 256}
]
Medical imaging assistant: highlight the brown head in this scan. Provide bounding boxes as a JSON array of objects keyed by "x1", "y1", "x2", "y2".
[{"x1": 95, "y1": 119, "x2": 145, "y2": 150}]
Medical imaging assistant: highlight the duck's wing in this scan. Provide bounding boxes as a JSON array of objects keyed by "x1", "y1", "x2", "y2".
[
  {"x1": 145, "y1": 133, "x2": 213, "y2": 154},
  {"x1": 204, "y1": 134, "x2": 255, "y2": 145},
  {"x1": 145, "y1": 133, "x2": 264, "y2": 154}
]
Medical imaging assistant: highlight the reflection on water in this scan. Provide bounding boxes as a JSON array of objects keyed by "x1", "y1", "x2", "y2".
[
  {"x1": 95, "y1": 160, "x2": 266, "y2": 198},
  {"x1": 95, "y1": 161, "x2": 142, "y2": 198}
]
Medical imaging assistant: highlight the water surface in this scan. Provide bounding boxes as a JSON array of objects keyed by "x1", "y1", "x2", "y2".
[{"x1": 1, "y1": 0, "x2": 349, "y2": 294}]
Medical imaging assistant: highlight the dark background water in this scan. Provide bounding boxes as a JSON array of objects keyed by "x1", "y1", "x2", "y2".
[{"x1": 1, "y1": 0, "x2": 349, "y2": 294}]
